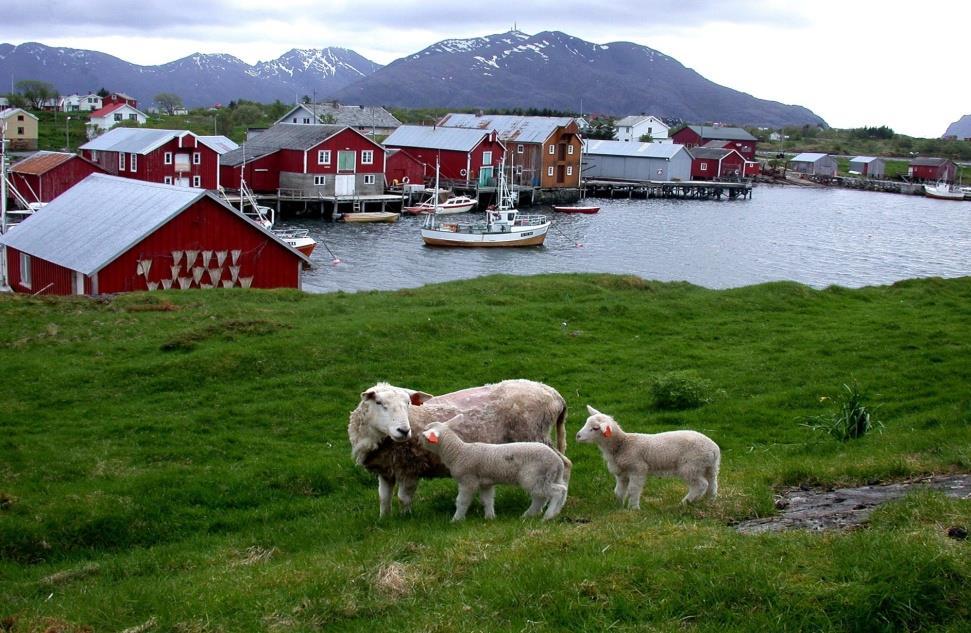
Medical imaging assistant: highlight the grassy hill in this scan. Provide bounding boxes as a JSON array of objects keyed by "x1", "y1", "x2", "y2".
[{"x1": 1, "y1": 275, "x2": 969, "y2": 632}]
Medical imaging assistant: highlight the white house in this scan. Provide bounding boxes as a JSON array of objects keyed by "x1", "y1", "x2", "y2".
[
  {"x1": 61, "y1": 93, "x2": 103, "y2": 112},
  {"x1": 86, "y1": 102, "x2": 149, "y2": 135},
  {"x1": 276, "y1": 102, "x2": 401, "y2": 136},
  {"x1": 614, "y1": 115, "x2": 670, "y2": 142}
]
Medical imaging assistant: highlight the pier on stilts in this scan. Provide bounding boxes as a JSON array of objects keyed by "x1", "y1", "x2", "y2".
[{"x1": 581, "y1": 179, "x2": 753, "y2": 200}]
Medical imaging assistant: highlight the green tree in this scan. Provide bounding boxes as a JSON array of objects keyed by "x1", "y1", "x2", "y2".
[
  {"x1": 638, "y1": 133, "x2": 654, "y2": 142},
  {"x1": 154, "y1": 92, "x2": 184, "y2": 115},
  {"x1": 15, "y1": 79, "x2": 58, "y2": 110},
  {"x1": 584, "y1": 117, "x2": 616, "y2": 140},
  {"x1": 232, "y1": 104, "x2": 262, "y2": 126}
]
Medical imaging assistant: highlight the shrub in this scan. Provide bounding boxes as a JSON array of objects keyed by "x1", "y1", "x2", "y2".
[
  {"x1": 651, "y1": 371, "x2": 712, "y2": 410},
  {"x1": 805, "y1": 383, "x2": 883, "y2": 441}
]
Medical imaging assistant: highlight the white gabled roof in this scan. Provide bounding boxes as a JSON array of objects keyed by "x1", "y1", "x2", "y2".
[
  {"x1": 384, "y1": 125, "x2": 496, "y2": 152},
  {"x1": 584, "y1": 139, "x2": 687, "y2": 160},
  {"x1": 791, "y1": 152, "x2": 832, "y2": 163},
  {"x1": 439, "y1": 113, "x2": 576, "y2": 144},
  {"x1": 198, "y1": 135, "x2": 240, "y2": 154},
  {"x1": 80, "y1": 128, "x2": 196, "y2": 155},
  {"x1": 849, "y1": 156, "x2": 881, "y2": 164},
  {"x1": 0, "y1": 174, "x2": 308, "y2": 274}
]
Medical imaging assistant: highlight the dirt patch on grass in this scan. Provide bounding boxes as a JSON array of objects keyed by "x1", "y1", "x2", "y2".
[
  {"x1": 40, "y1": 563, "x2": 100, "y2": 586},
  {"x1": 736, "y1": 474, "x2": 971, "y2": 534},
  {"x1": 160, "y1": 319, "x2": 289, "y2": 352},
  {"x1": 230, "y1": 546, "x2": 279, "y2": 567},
  {"x1": 374, "y1": 562, "x2": 414, "y2": 599}
]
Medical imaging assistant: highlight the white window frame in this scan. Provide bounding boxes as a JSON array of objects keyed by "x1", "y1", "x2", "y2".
[
  {"x1": 567, "y1": 165, "x2": 573, "y2": 176},
  {"x1": 118, "y1": 153, "x2": 126, "y2": 171},
  {"x1": 700, "y1": 163, "x2": 708, "y2": 171},
  {"x1": 164, "y1": 152, "x2": 173, "y2": 165},
  {"x1": 130, "y1": 153, "x2": 137, "y2": 172},
  {"x1": 19, "y1": 253, "x2": 31, "y2": 289},
  {"x1": 192, "y1": 175, "x2": 201, "y2": 188},
  {"x1": 192, "y1": 152, "x2": 201, "y2": 165},
  {"x1": 547, "y1": 166, "x2": 554, "y2": 177},
  {"x1": 361, "y1": 150, "x2": 374, "y2": 165},
  {"x1": 313, "y1": 175, "x2": 326, "y2": 186},
  {"x1": 482, "y1": 150, "x2": 493, "y2": 165},
  {"x1": 517, "y1": 144, "x2": 524, "y2": 154},
  {"x1": 90, "y1": 150, "x2": 98, "y2": 161},
  {"x1": 318, "y1": 150, "x2": 331, "y2": 165},
  {"x1": 548, "y1": 144, "x2": 555, "y2": 155},
  {"x1": 164, "y1": 176, "x2": 173, "y2": 185},
  {"x1": 568, "y1": 145, "x2": 574, "y2": 155},
  {"x1": 363, "y1": 174, "x2": 375, "y2": 185}
]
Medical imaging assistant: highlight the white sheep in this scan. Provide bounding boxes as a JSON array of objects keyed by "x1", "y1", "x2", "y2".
[
  {"x1": 419, "y1": 418, "x2": 570, "y2": 521},
  {"x1": 575, "y1": 405, "x2": 720, "y2": 508}
]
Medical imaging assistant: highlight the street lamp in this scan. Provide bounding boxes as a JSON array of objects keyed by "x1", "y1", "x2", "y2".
[{"x1": 65, "y1": 116, "x2": 71, "y2": 151}]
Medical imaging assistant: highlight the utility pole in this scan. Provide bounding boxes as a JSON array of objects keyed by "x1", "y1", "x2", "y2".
[{"x1": 1, "y1": 119, "x2": 9, "y2": 290}]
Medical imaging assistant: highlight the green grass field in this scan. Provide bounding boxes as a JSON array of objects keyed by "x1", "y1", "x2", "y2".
[{"x1": 1, "y1": 275, "x2": 969, "y2": 632}]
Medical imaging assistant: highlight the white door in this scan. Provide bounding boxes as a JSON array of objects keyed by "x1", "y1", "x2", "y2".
[
  {"x1": 175, "y1": 176, "x2": 190, "y2": 187},
  {"x1": 335, "y1": 174, "x2": 355, "y2": 196}
]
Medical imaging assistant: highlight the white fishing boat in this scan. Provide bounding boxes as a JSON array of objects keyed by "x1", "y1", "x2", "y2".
[
  {"x1": 223, "y1": 182, "x2": 318, "y2": 257},
  {"x1": 339, "y1": 211, "x2": 399, "y2": 223},
  {"x1": 403, "y1": 195, "x2": 477, "y2": 215},
  {"x1": 420, "y1": 156, "x2": 549, "y2": 247},
  {"x1": 923, "y1": 180, "x2": 965, "y2": 201}
]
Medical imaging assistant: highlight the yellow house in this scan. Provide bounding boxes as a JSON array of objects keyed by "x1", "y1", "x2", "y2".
[{"x1": 1, "y1": 108, "x2": 39, "y2": 150}]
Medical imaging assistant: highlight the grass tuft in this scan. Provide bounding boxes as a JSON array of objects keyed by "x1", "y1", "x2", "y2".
[
  {"x1": 805, "y1": 383, "x2": 883, "y2": 441},
  {"x1": 650, "y1": 370, "x2": 712, "y2": 410}
]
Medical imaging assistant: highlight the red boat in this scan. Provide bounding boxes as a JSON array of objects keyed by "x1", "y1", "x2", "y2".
[{"x1": 552, "y1": 205, "x2": 600, "y2": 214}]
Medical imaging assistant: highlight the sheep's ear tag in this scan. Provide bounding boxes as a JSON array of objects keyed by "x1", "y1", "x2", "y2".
[
  {"x1": 602, "y1": 425, "x2": 613, "y2": 438},
  {"x1": 410, "y1": 392, "x2": 424, "y2": 406},
  {"x1": 426, "y1": 430, "x2": 439, "y2": 444}
]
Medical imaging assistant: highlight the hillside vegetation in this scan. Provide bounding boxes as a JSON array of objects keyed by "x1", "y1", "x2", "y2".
[{"x1": 1, "y1": 275, "x2": 969, "y2": 632}]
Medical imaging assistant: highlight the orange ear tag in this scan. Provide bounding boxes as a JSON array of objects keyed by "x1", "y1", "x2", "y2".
[
  {"x1": 427, "y1": 431, "x2": 439, "y2": 444},
  {"x1": 602, "y1": 425, "x2": 612, "y2": 438}
]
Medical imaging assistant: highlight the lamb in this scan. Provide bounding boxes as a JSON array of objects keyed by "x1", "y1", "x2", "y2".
[
  {"x1": 347, "y1": 380, "x2": 568, "y2": 518},
  {"x1": 575, "y1": 405, "x2": 720, "y2": 508},
  {"x1": 419, "y1": 418, "x2": 570, "y2": 521}
]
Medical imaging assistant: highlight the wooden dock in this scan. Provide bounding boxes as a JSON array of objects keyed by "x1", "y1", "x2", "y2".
[{"x1": 582, "y1": 179, "x2": 753, "y2": 200}]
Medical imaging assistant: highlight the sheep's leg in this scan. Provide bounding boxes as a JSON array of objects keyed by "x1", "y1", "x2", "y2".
[
  {"x1": 480, "y1": 485, "x2": 497, "y2": 520},
  {"x1": 543, "y1": 483, "x2": 568, "y2": 520},
  {"x1": 523, "y1": 493, "x2": 546, "y2": 518},
  {"x1": 613, "y1": 474, "x2": 629, "y2": 506},
  {"x1": 705, "y1": 466, "x2": 719, "y2": 499},
  {"x1": 682, "y1": 477, "x2": 709, "y2": 504},
  {"x1": 452, "y1": 483, "x2": 476, "y2": 522},
  {"x1": 397, "y1": 478, "x2": 418, "y2": 514},
  {"x1": 626, "y1": 473, "x2": 646, "y2": 510},
  {"x1": 378, "y1": 475, "x2": 395, "y2": 518}
]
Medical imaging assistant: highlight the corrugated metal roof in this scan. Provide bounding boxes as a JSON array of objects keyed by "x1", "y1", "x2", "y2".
[
  {"x1": 439, "y1": 113, "x2": 576, "y2": 144},
  {"x1": 282, "y1": 103, "x2": 402, "y2": 128},
  {"x1": 791, "y1": 152, "x2": 831, "y2": 163},
  {"x1": 219, "y1": 123, "x2": 346, "y2": 167},
  {"x1": 10, "y1": 151, "x2": 75, "y2": 175},
  {"x1": 689, "y1": 147, "x2": 737, "y2": 160},
  {"x1": 702, "y1": 140, "x2": 731, "y2": 149},
  {"x1": 615, "y1": 115, "x2": 663, "y2": 128},
  {"x1": 198, "y1": 135, "x2": 239, "y2": 154},
  {"x1": 80, "y1": 128, "x2": 191, "y2": 155},
  {"x1": 910, "y1": 157, "x2": 951, "y2": 166},
  {"x1": 0, "y1": 174, "x2": 307, "y2": 274},
  {"x1": 384, "y1": 125, "x2": 493, "y2": 152},
  {"x1": 849, "y1": 156, "x2": 881, "y2": 164},
  {"x1": 685, "y1": 125, "x2": 757, "y2": 141},
  {"x1": 584, "y1": 139, "x2": 687, "y2": 160}
]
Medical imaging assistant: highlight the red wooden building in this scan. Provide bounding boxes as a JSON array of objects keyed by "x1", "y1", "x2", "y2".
[
  {"x1": 79, "y1": 128, "x2": 221, "y2": 189},
  {"x1": 672, "y1": 126, "x2": 758, "y2": 160},
  {"x1": 104, "y1": 92, "x2": 138, "y2": 108},
  {"x1": 689, "y1": 147, "x2": 747, "y2": 180},
  {"x1": 220, "y1": 124, "x2": 386, "y2": 197},
  {"x1": 908, "y1": 157, "x2": 957, "y2": 182},
  {"x1": 0, "y1": 174, "x2": 308, "y2": 296},
  {"x1": 8, "y1": 151, "x2": 106, "y2": 204},
  {"x1": 382, "y1": 125, "x2": 505, "y2": 185},
  {"x1": 385, "y1": 148, "x2": 426, "y2": 186}
]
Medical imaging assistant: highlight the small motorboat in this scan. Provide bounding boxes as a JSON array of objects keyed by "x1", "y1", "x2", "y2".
[
  {"x1": 340, "y1": 211, "x2": 400, "y2": 223},
  {"x1": 552, "y1": 205, "x2": 600, "y2": 214},
  {"x1": 273, "y1": 228, "x2": 317, "y2": 257},
  {"x1": 403, "y1": 195, "x2": 477, "y2": 215},
  {"x1": 923, "y1": 181, "x2": 965, "y2": 201}
]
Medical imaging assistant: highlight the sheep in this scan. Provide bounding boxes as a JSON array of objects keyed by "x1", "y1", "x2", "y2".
[
  {"x1": 419, "y1": 418, "x2": 570, "y2": 521},
  {"x1": 347, "y1": 380, "x2": 568, "y2": 518},
  {"x1": 575, "y1": 405, "x2": 720, "y2": 508}
]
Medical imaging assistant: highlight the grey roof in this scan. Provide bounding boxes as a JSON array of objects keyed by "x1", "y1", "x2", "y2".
[
  {"x1": 198, "y1": 135, "x2": 239, "y2": 154},
  {"x1": 221, "y1": 123, "x2": 346, "y2": 167},
  {"x1": 80, "y1": 128, "x2": 193, "y2": 154},
  {"x1": 791, "y1": 152, "x2": 832, "y2": 163},
  {"x1": 584, "y1": 139, "x2": 687, "y2": 160},
  {"x1": 279, "y1": 103, "x2": 401, "y2": 129},
  {"x1": 615, "y1": 115, "x2": 665, "y2": 128},
  {"x1": 0, "y1": 174, "x2": 307, "y2": 274},
  {"x1": 684, "y1": 125, "x2": 757, "y2": 141},
  {"x1": 909, "y1": 157, "x2": 952, "y2": 166},
  {"x1": 439, "y1": 113, "x2": 577, "y2": 144},
  {"x1": 383, "y1": 125, "x2": 496, "y2": 152},
  {"x1": 849, "y1": 156, "x2": 882, "y2": 164},
  {"x1": 689, "y1": 147, "x2": 740, "y2": 160}
]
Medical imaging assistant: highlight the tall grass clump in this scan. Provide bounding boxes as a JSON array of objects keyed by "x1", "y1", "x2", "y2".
[
  {"x1": 805, "y1": 383, "x2": 883, "y2": 441},
  {"x1": 651, "y1": 370, "x2": 712, "y2": 410}
]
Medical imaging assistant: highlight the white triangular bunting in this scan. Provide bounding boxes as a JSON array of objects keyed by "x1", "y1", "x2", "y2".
[
  {"x1": 161, "y1": 279, "x2": 173, "y2": 289},
  {"x1": 170, "y1": 265, "x2": 180, "y2": 280},
  {"x1": 208, "y1": 267, "x2": 222, "y2": 284},
  {"x1": 192, "y1": 267, "x2": 205, "y2": 284},
  {"x1": 229, "y1": 266, "x2": 240, "y2": 282},
  {"x1": 178, "y1": 277, "x2": 192, "y2": 290},
  {"x1": 239, "y1": 276, "x2": 253, "y2": 289},
  {"x1": 202, "y1": 250, "x2": 212, "y2": 267},
  {"x1": 185, "y1": 250, "x2": 198, "y2": 268},
  {"x1": 147, "y1": 281, "x2": 159, "y2": 291},
  {"x1": 172, "y1": 250, "x2": 183, "y2": 266},
  {"x1": 141, "y1": 259, "x2": 152, "y2": 279},
  {"x1": 221, "y1": 280, "x2": 234, "y2": 288},
  {"x1": 231, "y1": 249, "x2": 241, "y2": 265},
  {"x1": 216, "y1": 250, "x2": 228, "y2": 266}
]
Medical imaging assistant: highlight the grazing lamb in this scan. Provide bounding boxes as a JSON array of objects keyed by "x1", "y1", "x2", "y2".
[
  {"x1": 347, "y1": 380, "x2": 568, "y2": 517},
  {"x1": 419, "y1": 419, "x2": 570, "y2": 521},
  {"x1": 575, "y1": 405, "x2": 720, "y2": 508}
]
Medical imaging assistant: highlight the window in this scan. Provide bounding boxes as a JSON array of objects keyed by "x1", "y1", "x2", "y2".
[
  {"x1": 114, "y1": 113, "x2": 122, "y2": 122},
  {"x1": 17, "y1": 127, "x2": 24, "y2": 135},
  {"x1": 517, "y1": 144, "x2": 524, "y2": 154},
  {"x1": 192, "y1": 175, "x2": 201, "y2": 188},
  {"x1": 337, "y1": 151, "x2": 355, "y2": 172},
  {"x1": 482, "y1": 151, "x2": 492, "y2": 165},
  {"x1": 174, "y1": 153, "x2": 190, "y2": 172},
  {"x1": 128, "y1": 114, "x2": 137, "y2": 121},
  {"x1": 90, "y1": 150, "x2": 98, "y2": 161},
  {"x1": 164, "y1": 152, "x2": 173, "y2": 165},
  {"x1": 303, "y1": 117, "x2": 311, "y2": 124},
  {"x1": 130, "y1": 153, "x2": 137, "y2": 172},
  {"x1": 361, "y1": 150, "x2": 374, "y2": 165},
  {"x1": 568, "y1": 145, "x2": 574, "y2": 155},
  {"x1": 19, "y1": 253, "x2": 31, "y2": 289},
  {"x1": 313, "y1": 175, "x2": 326, "y2": 186},
  {"x1": 567, "y1": 166, "x2": 573, "y2": 176},
  {"x1": 17, "y1": 114, "x2": 24, "y2": 121},
  {"x1": 548, "y1": 144, "x2": 555, "y2": 155},
  {"x1": 192, "y1": 152, "x2": 201, "y2": 165},
  {"x1": 318, "y1": 150, "x2": 331, "y2": 165},
  {"x1": 164, "y1": 176, "x2": 173, "y2": 185},
  {"x1": 547, "y1": 166, "x2": 554, "y2": 177},
  {"x1": 363, "y1": 174, "x2": 375, "y2": 185},
  {"x1": 700, "y1": 163, "x2": 708, "y2": 171},
  {"x1": 516, "y1": 165, "x2": 523, "y2": 175},
  {"x1": 292, "y1": 118, "x2": 297, "y2": 123},
  {"x1": 119, "y1": 153, "x2": 126, "y2": 171}
]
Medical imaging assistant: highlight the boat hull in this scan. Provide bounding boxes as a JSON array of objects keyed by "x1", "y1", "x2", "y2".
[
  {"x1": 553, "y1": 205, "x2": 600, "y2": 214},
  {"x1": 923, "y1": 184, "x2": 966, "y2": 201},
  {"x1": 341, "y1": 212, "x2": 400, "y2": 223},
  {"x1": 421, "y1": 224, "x2": 549, "y2": 247}
]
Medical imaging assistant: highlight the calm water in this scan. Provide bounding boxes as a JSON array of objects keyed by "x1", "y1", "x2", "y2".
[{"x1": 279, "y1": 186, "x2": 971, "y2": 293}]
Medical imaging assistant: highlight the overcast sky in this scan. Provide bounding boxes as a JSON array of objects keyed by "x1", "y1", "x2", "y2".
[{"x1": 3, "y1": 0, "x2": 968, "y2": 137}]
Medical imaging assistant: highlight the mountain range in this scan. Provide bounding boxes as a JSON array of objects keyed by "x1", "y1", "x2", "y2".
[
  {"x1": 943, "y1": 115, "x2": 971, "y2": 139},
  {"x1": 0, "y1": 31, "x2": 824, "y2": 127}
]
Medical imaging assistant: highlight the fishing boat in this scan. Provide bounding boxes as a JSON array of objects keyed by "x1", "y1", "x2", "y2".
[
  {"x1": 223, "y1": 182, "x2": 319, "y2": 257},
  {"x1": 403, "y1": 195, "x2": 477, "y2": 215},
  {"x1": 552, "y1": 205, "x2": 600, "y2": 214},
  {"x1": 420, "y1": 156, "x2": 549, "y2": 247},
  {"x1": 923, "y1": 181, "x2": 965, "y2": 201},
  {"x1": 340, "y1": 211, "x2": 399, "y2": 223}
]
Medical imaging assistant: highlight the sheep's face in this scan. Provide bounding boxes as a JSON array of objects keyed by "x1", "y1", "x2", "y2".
[
  {"x1": 360, "y1": 384, "x2": 420, "y2": 442},
  {"x1": 576, "y1": 406, "x2": 614, "y2": 443},
  {"x1": 419, "y1": 422, "x2": 448, "y2": 454}
]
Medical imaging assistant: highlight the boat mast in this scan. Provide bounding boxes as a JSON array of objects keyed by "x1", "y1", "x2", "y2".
[{"x1": 1, "y1": 119, "x2": 8, "y2": 290}]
